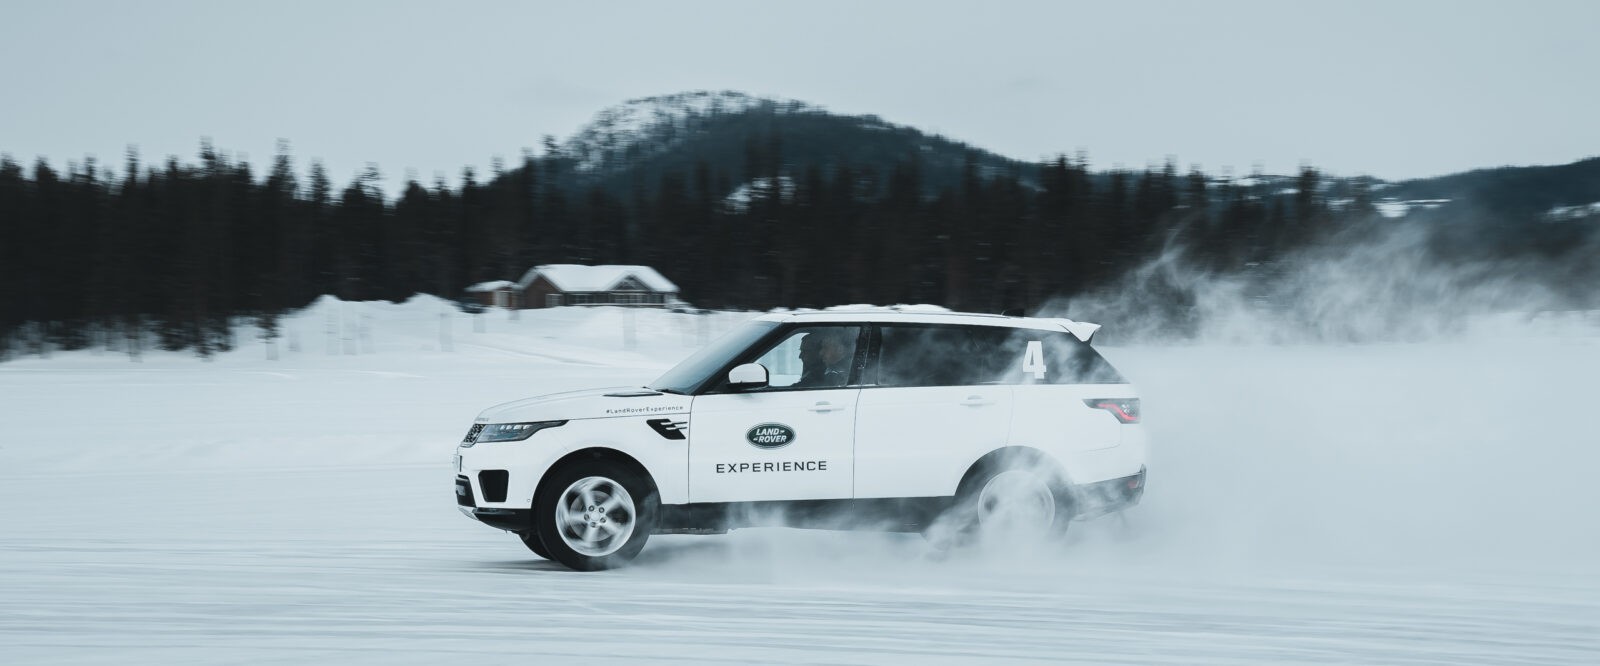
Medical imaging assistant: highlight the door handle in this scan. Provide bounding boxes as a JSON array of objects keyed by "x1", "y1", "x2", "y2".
[
  {"x1": 960, "y1": 396, "x2": 994, "y2": 407},
  {"x1": 808, "y1": 401, "x2": 844, "y2": 413}
]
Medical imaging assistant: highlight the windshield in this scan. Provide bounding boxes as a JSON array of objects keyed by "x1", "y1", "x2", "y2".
[{"x1": 648, "y1": 319, "x2": 780, "y2": 394}]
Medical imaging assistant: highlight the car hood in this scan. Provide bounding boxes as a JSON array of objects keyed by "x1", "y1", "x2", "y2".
[{"x1": 475, "y1": 387, "x2": 692, "y2": 423}]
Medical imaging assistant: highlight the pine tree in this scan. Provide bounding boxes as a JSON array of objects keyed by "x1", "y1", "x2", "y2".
[
  {"x1": 305, "y1": 161, "x2": 334, "y2": 300},
  {"x1": 0, "y1": 156, "x2": 27, "y2": 358}
]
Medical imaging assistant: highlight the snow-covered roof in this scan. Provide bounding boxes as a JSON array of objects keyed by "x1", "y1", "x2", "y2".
[
  {"x1": 516, "y1": 264, "x2": 679, "y2": 293},
  {"x1": 757, "y1": 309, "x2": 1101, "y2": 341},
  {"x1": 465, "y1": 280, "x2": 514, "y2": 292}
]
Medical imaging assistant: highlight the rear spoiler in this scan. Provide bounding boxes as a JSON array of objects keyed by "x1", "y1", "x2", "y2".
[{"x1": 1054, "y1": 319, "x2": 1101, "y2": 344}]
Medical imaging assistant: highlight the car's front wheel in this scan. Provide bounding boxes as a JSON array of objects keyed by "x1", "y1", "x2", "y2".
[
  {"x1": 533, "y1": 460, "x2": 658, "y2": 571},
  {"x1": 516, "y1": 531, "x2": 551, "y2": 559}
]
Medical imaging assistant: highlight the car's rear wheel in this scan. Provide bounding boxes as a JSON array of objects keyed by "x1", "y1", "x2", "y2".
[
  {"x1": 928, "y1": 459, "x2": 1073, "y2": 549},
  {"x1": 533, "y1": 460, "x2": 658, "y2": 571},
  {"x1": 975, "y1": 469, "x2": 1060, "y2": 534}
]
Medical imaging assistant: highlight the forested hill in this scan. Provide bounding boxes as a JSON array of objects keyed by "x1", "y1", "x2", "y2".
[
  {"x1": 1, "y1": 90, "x2": 1597, "y2": 357},
  {"x1": 1367, "y1": 156, "x2": 1600, "y2": 288},
  {"x1": 1381, "y1": 156, "x2": 1600, "y2": 223},
  {"x1": 542, "y1": 91, "x2": 1030, "y2": 197}
]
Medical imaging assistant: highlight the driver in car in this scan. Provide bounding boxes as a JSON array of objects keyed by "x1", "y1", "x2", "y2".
[{"x1": 796, "y1": 330, "x2": 853, "y2": 388}]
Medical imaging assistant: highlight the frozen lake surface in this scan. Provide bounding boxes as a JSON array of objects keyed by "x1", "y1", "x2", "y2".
[{"x1": 3, "y1": 300, "x2": 1598, "y2": 663}]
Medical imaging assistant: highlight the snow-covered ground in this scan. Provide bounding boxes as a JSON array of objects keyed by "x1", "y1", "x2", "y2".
[{"x1": 3, "y1": 298, "x2": 1598, "y2": 663}]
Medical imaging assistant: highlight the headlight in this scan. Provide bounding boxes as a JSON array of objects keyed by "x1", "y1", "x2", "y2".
[{"x1": 463, "y1": 420, "x2": 567, "y2": 446}]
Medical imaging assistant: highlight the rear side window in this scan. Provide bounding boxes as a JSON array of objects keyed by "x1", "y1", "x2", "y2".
[
  {"x1": 873, "y1": 326, "x2": 1012, "y2": 387},
  {"x1": 872, "y1": 325, "x2": 1124, "y2": 387},
  {"x1": 1002, "y1": 328, "x2": 1125, "y2": 385}
]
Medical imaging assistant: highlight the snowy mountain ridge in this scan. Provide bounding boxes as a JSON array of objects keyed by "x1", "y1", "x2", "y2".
[
  {"x1": 552, "y1": 92, "x2": 1600, "y2": 230},
  {"x1": 561, "y1": 90, "x2": 824, "y2": 173}
]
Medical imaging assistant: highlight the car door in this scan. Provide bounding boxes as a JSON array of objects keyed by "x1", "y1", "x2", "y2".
[
  {"x1": 687, "y1": 325, "x2": 864, "y2": 504},
  {"x1": 852, "y1": 324, "x2": 1014, "y2": 499}
]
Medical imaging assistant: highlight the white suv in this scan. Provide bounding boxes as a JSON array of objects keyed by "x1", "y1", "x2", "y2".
[{"x1": 453, "y1": 311, "x2": 1147, "y2": 570}]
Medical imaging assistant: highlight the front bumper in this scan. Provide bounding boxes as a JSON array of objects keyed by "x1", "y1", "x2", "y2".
[{"x1": 456, "y1": 475, "x2": 533, "y2": 531}]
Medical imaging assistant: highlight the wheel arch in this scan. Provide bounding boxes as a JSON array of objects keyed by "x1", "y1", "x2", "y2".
[
  {"x1": 955, "y1": 446, "x2": 1075, "y2": 497},
  {"x1": 535, "y1": 447, "x2": 660, "y2": 508}
]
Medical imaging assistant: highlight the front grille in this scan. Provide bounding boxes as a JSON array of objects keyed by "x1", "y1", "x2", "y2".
[
  {"x1": 478, "y1": 470, "x2": 510, "y2": 503},
  {"x1": 460, "y1": 423, "x2": 486, "y2": 448},
  {"x1": 455, "y1": 476, "x2": 474, "y2": 507}
]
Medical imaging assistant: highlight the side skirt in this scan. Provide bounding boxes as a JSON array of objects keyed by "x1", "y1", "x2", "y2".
[{"x1": 657, "y1": 497, "x2": 955, "y2": 533}]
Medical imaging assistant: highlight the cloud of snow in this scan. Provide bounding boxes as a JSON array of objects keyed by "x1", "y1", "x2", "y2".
[{"x1": 1043, "y1": 221, "x2": 1590, "y2": 345}]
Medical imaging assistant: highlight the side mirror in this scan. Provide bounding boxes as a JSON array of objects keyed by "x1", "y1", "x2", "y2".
[{"x1": 727, "y1": 363, "x2": 769, "y2": 390}]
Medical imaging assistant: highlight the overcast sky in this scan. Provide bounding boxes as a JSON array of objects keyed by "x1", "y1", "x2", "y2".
[{"x1": 3, "y1": 0, "x2": 1597, "y2": 192}]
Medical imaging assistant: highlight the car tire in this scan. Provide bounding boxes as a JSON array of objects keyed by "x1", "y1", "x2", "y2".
[
  {"x1": 935, "y1": 459, "x2": 1074, "y2": 548},
  {"x1": 517, "y1": 531, "x2": 552, "y2": 560},
  {"x1": 533, "y1": 460, "x2": 658, "y2": 571}
]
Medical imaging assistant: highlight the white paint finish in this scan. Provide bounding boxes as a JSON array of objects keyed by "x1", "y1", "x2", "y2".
[
  {"x1": 473, "y1": 387, "x2": 688, "y2": 424},
  {"x1": 459, "y1": 416, "x2": 692, "y2": 506},
  {"x1": 854, "y1": 386, "x2": 1013, "y2": 498},
  {"x1": 1012, "y1": 385, "x2": 1134, "y2": 453},
  {"x1": 1056, "y1": 434, "x2": 1150, "y2": 487},
  {"x1": 401, "y1": 308, "x2": 1135, "y2": 507},
  {"x1": 1055, "y1": 319, "x2": 1102, "y2": 343},
  {"x1": 687, "y1": 389, "x2": 860, "y2": 503}
]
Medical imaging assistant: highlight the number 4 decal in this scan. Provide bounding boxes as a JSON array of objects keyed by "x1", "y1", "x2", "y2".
[{"x1": 1023, "y1": 340, "x2": 1047, "y2": 379}]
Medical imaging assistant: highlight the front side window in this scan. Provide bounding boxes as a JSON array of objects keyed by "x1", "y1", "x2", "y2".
[{"x1": 744, "y1": 326, "x2": 863, "y2": 390}]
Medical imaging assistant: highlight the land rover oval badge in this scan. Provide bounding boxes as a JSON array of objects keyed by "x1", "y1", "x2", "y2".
[{"x1": 745, "y1": 423, "x2": 795, "y2": 449}]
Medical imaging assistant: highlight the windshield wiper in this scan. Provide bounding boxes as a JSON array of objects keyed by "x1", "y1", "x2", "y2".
[{"x1": 652, "y1": 387, "x2": 684, "y2": 395}]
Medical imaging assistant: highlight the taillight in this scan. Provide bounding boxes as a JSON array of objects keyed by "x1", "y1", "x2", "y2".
[{"x1": 1084, "y1": 398, "x2": 1140, "y2": 424}]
